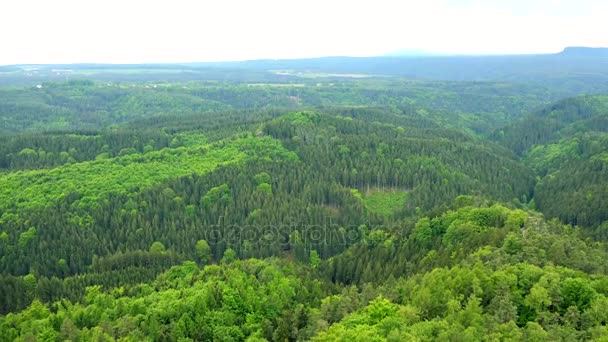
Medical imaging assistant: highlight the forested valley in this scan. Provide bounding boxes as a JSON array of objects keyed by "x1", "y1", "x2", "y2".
[{"x1": 2, "y1": 54, "x2": 608, "y2": 341}]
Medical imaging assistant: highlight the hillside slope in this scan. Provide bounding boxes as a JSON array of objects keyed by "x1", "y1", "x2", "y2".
[{"x1": 494, "y1": 96, "x2": 608, "y2": 229}]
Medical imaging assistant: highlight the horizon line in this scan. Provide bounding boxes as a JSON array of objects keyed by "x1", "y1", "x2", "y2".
[{"x1": 2, "y1": 47, "x2": 606, "y2": 67}]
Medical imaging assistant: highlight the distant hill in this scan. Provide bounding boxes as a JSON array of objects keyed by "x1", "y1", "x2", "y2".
[
  {"x1": 3, "y1": 48, "x2": 608, "y2": 93},
  {"x1": 558, "y1": 46, "x2": 608, "y2": 58},
  {"x1": 383, "y1": 49, "x2": 441, "y2": 57}
]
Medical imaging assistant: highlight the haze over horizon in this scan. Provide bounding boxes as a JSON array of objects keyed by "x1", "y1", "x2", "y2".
[{"x1": 2, "y1": 0, "x2": 607, "y2": 65}]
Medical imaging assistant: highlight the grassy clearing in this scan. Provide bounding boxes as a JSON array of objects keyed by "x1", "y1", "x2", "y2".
[{"x1": 351, "y1": 188, "x2": 409, "y2": 217}]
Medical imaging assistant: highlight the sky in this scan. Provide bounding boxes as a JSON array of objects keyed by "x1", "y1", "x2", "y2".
[{"x1": 1, "y1": 0, "x2": 606, "y2": 65}]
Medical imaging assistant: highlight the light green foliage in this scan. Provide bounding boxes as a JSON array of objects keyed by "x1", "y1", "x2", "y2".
[
  {"x1": 0, "y1": 259, "x2": 314, "y2": 341},
  {"x1": 18, "y1": 148, "x2": 37, "y2": 158},
  {"x1": 525, "y1": 284, "x2": 552, "y2": 312},
  {"x1": 314, "y1": 262, "x2": 608, "y2": 341},
  {"x1": 201, "y1": 184, "x2": 231, "y2": 207},
  {"x1": 256, "y1": 182, "x2": 272, "y2": 195},
  {"x1": 222, "y1": 248, "x2": 237, "y2": 263},
  {"x1": 275, "y1": 111, "x2": 321, "y2": 125},
  {"x1": 360, "y1": 189, "x2": 408, "y2": 217},
  {"x1": 412, "y1": 217, "x2": 433, "y2": 244},
  {"x1": 310, "y1": 250, "x2": 320, "y2": 269},
  {"x1": 524, "y1": 322, "x2": 549, "y2": 341},
  {"x1": 443, "y1": 220, "x2": 483, "y2": 249},
  {"x1": 338, "y1": 145, "x2": 351, "y2": 155},
  {"x1": 366, "y1": 229, "x2": 392, "y2": 248},
  {"x1": 526, "y1": 138, "x2": 581, "y2": 174},
  {"x1": 195, "y1": 239, "x2": 211, "y2": 264},
  {"x1": 254, "y1": 172, "x2": 271, "y2": 185},
  {"x1": 505, "y1": 209, "x2": 528, "y2": 228},
  {"x1": 0, "y1": 136, "x2": 294, "y2": 212},
  {"x1": 18, "y1": 227, "x2": 37, "y2": 249},
  {"x1": 149, "y1": 241, "x2": 166, "y2": 253},
  {"x1": 312, "y1": 297, "x2": 400, "y2": 341},
  {"x1": 23, "y1": 273, "x2": 37, "y2": 290},
  {"x1": 560, "y1": 277, "x2": 597, "y2": 311},
  {"x1": 350, "y1": 188, "x2": 363, "y2": 200},
  {"x1": 588, "y1": 295, "x2": 608, "y2": 325}
]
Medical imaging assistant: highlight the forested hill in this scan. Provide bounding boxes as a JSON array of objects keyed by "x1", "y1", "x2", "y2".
[
  {"x1": 494, "y1": 95, "x2": 608, "y2": 231},
  {"x1": 494, "y1": 95, "x2": 608, "y2": 154},
  {"x1": 1, "y1": 64, "x2": 608, "y2": 340}
]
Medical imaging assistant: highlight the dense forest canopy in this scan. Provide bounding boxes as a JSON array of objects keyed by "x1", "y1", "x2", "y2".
[{"x1": 1, "y1": 52, "x2": 608, "y2": 341}]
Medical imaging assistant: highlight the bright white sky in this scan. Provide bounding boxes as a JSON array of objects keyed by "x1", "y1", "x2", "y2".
[{"x1": 1, "y1": 0, "x2": 606, "y2": 65}]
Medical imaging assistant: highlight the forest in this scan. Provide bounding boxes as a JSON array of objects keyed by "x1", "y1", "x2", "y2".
[{"x1": 2, "y1": 53, "x2": 608, "y2": 341}]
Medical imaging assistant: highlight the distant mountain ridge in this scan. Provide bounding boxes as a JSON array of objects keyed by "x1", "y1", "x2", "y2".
[
  {"x1": 558, "y1": 46, "x2": 608, "y2": 57},
  {"x1": 383, "y1": 49, "x2": 441, "y2": 57},
  {"x1": 3, "y1": 47, "x2": 608, "y2": 92}
]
